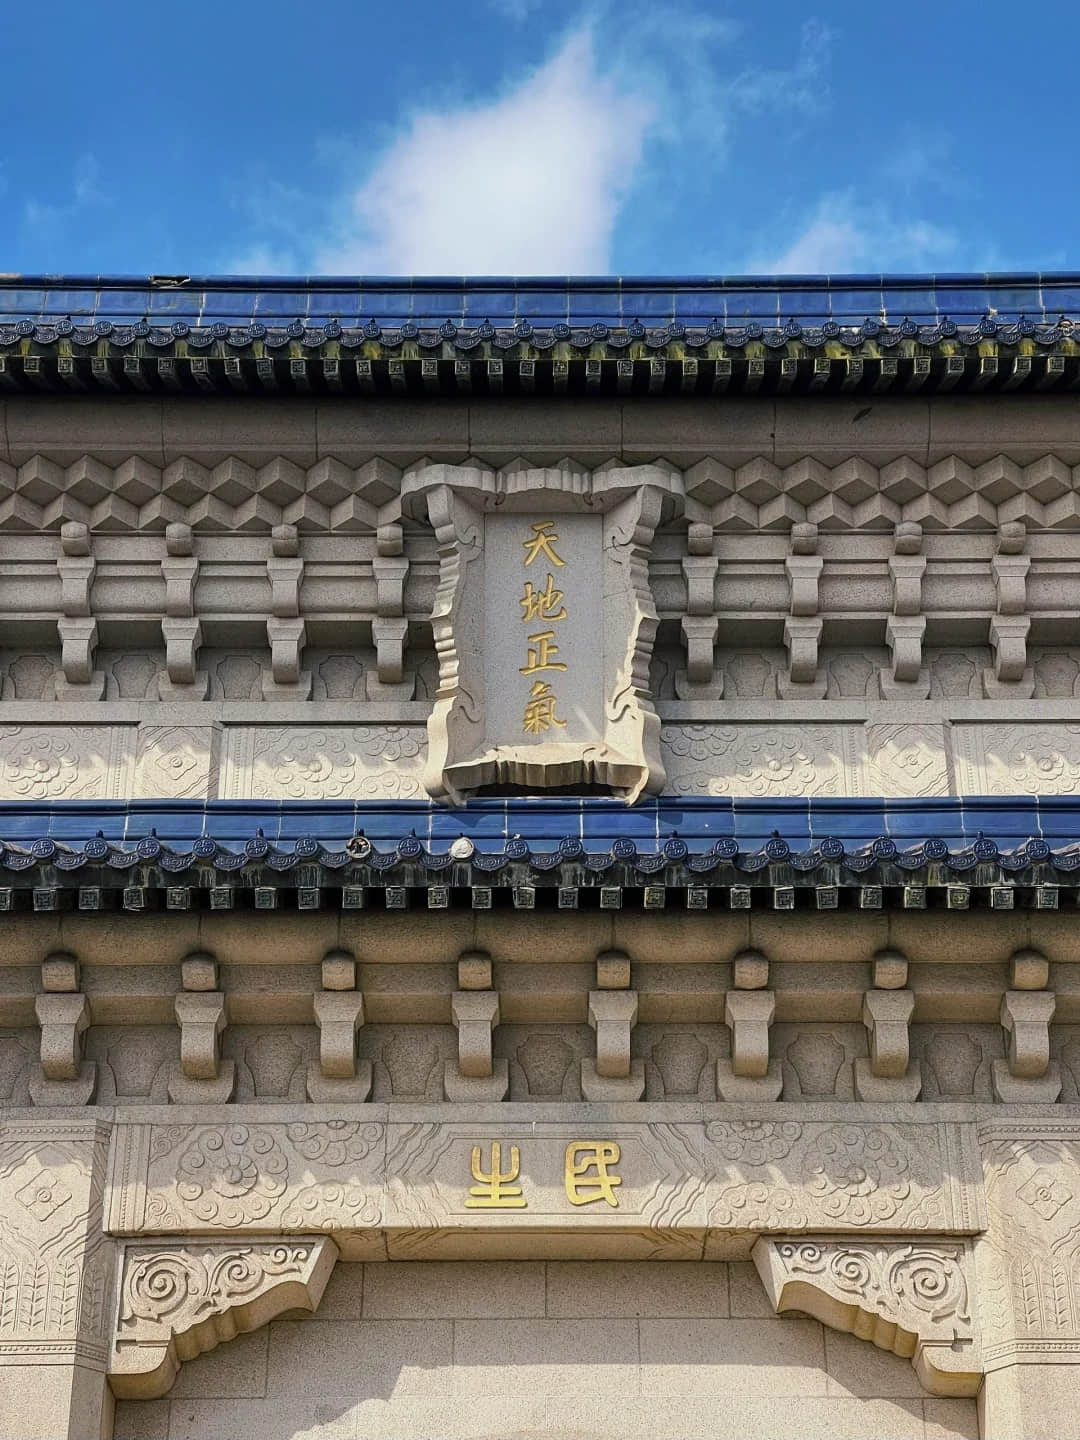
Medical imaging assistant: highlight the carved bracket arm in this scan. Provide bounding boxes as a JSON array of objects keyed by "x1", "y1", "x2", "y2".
[
  {"x1": 752, "y1": 1237, "x2": 982, "y2": 1398},
  {"x1": 109, "y1": 1238, "x2": 338, "y2": 1399},
  {"x1": 582, "y1": 989, "x2": 644, "y2": 1100},
  {"x1": 444, "y1": 988, "x2": 509, "y2": 1100}
]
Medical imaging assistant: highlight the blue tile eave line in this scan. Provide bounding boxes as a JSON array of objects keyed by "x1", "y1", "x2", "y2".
[
  {"x1": 0, "y1": 794, "x2": 1077, "y2": 856},
  {"x1": 2, "y1": 271, "x2": 1079, "y2": 329}
]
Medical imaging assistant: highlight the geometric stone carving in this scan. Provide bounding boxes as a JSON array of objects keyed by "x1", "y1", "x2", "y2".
[
  {"x1": 109, "y1": 1237, "x2": 337, "y2": 1398},
  {"x1": 752, "y1": 1236, "x2": 981, "y2": 1396}
]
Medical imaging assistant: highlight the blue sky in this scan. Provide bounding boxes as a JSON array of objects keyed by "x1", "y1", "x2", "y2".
[{"x1": 4, "y1": 0, "x2": 1078, "y2": 278}]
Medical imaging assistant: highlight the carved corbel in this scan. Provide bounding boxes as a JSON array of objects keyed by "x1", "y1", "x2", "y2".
[
  {"x1": 371, "y1": 615, "x2": 410, "y2": 688},
  {"x1": 445, "y1": 991, "x2": 509, "y2": 1101},
  {"x1": 882, "y1": 524, "x2": 930, "y2": 697},
  {"x1": 781, "y1": 617, "x2": 824, "y2": 696},
  {"x1": 582, "y1": 951, "x2": 644, "y2": 1099},
  {"x1": 159, "y1": 523, "x2": 208, "y2": 698},
  {"x1": 364, "y1": 553, "x2": 415, "y2": 698},
  {"x1": 992, "y1": 988, "x2": 1061, "y2": 1102},
  {"x1": 306, "y1": 949, "x2": 372, "y2": 1101},
  {"x1": 986, "y1": 615, "x2": 1032, "y2": 691},
  {"x1": 55, "y1": 521, "x2": 105, "y2": 698},
  {"x1": 263, "y1": 616, "x2": 309, "y2": 694},
  {"x1": 109, "y1": 1238, "x2": 338, "y2": 1399},
  {"x1": 752, "y1": 1237, "x2": 982, "y2": 1397},
  {"x1": 261, "y1": 526, "x2": 311, "y2": 698},
  {"x1": 855, "y1": 981, "x2": 921, "y2": 1101},
  {"x1": 992, "y1": 523, "x2": 1029, "y2": 613},
  {"x1": 679, "y1": 614, "x2": 719, "y2": 684},
  {"x1": 268, "y1": 524, "x2": 303, "y2": 614},
  {"x1": 30, "y1": 982, "x2": 97, "y2": 1105},
  {"x1": 716, "y1": 950, "x2": 782, "y2": 1100},
  {"x1": 984, "y1": 523, "x2": 1034, "y2": 695},
  {"x1": 676, "y1": 523, "x2": 722, "y2": 697},
  {"x1": 373, "y1": 553, "x2": 409, "y2": 616},
  {"x1": 786, "y1": 523, "x2": 821, "y2": 613},
  {"x1": 167, "y1": 955, "x2": 235, "y2": 1103},
  {"x1": 779, "y1": 524, "x2": 825, "y2": 697}
]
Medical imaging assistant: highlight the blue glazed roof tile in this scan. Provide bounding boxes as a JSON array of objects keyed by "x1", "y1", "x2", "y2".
[{"x1": 2, "y1": 272, "x2": 1079, "y2": 331}]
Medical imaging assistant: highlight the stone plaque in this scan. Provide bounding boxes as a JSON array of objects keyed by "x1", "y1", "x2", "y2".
[
  {"x1": 401, "y1": 461, "x2": 682, "y2": 800},
  {"x1": 482, "y1": 513, "x2": 603, "y2": 747}
]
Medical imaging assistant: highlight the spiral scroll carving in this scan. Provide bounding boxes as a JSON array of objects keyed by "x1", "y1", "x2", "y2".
[
  {"x1": 753, "y1": 1236, "x2": 980, "y2": 1397},
  {"x1": 110, "y1": 1237, "x2": 336, "y2": 1400}
]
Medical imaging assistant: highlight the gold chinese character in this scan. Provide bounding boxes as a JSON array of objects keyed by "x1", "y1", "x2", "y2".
[
  {"x1": 465, "y1": 1142, "x2": 527, "y2": 1208},
  {"x1": 520, "y1": 630, "x2": 567, "y2": 676},
  {"x1": 522, "y1": 521, "x2": 565, "y2": 568},
  {"x1": 520, "y1": 572, "x2": 567, "y2": 623},
  {"x1": 523, "y1": 680, "x2": 567, "y2": 735},
  {"x1": 565, "y1": 1141, "x2": 622, "y2": 1208}
]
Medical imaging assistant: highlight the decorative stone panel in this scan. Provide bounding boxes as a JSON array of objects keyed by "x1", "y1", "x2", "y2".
[
  {"x1": 753, "y1": 1236, "x2": 980, "y2": 1396},
  {"x1": 953, "y1": 722, "x2": 1080, "y2": 795},
  {"x1": 109, "y1": 1236, "x2": 337, "y2": 1398},
  {"x1": 0, "y1": 725, "x2": 135, "y2": 800},
  {"x1": 219, "y1": 724, "x2": 427, "y2": 799},
  {"x1": 660, "y1": 724, "x2": 863, "y2": 797}
]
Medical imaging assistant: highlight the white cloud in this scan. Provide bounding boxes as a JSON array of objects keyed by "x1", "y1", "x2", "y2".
[
  {"x1": 225, "y1": 8, "x2": 960, "y2": 280},
  {"x1": 316, "y1": 30, "x2": 651, "y2": 275},
  {"x1": 749, "y1": 193, "x2": 957, "y2": 274}
]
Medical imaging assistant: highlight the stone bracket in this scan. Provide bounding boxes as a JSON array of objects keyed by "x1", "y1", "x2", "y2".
[
  {"x1": 109, "y1": 1237, "x2": 338, "y2": 1399},
  {"x1": 752, "y1": 1236, "x2": 982, "y2": 1397}
]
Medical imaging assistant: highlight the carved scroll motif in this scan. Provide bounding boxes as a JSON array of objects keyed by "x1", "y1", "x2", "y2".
[
  {"x1": 110, "y1": 1237, "x2": 337, "y2": 1398},
  {"x1": 753, "y1": 1236, "x2": 981, "y2": 1396}
]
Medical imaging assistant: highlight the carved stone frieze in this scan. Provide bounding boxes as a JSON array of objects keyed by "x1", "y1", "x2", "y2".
[
  {"x1": 109, "y1": 1236, "x2": 337, "y2": 1398},
  {"x1": 702, "y1": 1117, "x2": 983, "y2": 1243},
  {"x1": 864, "y1": 722, "x2": 950, "y2": 798},
  {"x1": 107, "y1": 1117, "x2": 385, "y2": 1243},
  {"x1": 133, "y1": 723, "x2": 220, "y2": 800},
  {"x1": 753, "y1": 1236, "x2": 981, "y2": 1395},
  {"x1": 220, "y1": 724, "x2": 427, "y2": 799},
  {"x1": 954, "y1": 721, "x2": 1080, "y2": 796},
  {"x1": 660, "y1": 723, "x2": 862, "y2": 797},
  {"x1": 0, "y1": 724, "x2": 135, "y2": 800}
]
